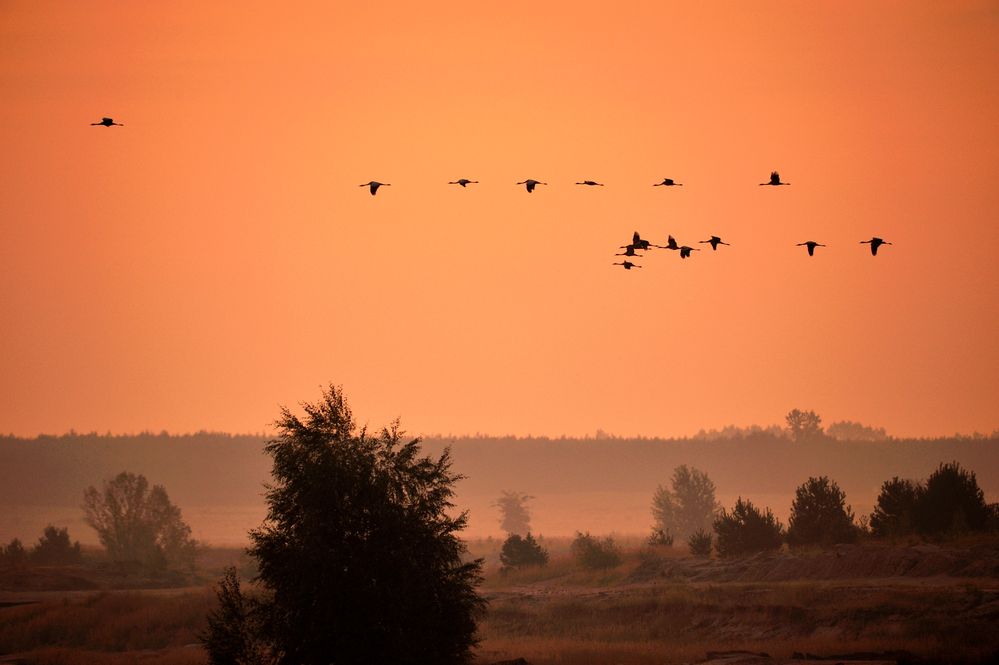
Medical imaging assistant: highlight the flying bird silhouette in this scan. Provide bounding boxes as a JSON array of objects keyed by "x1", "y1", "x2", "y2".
[
  {"x1": 653, "y1": 178, "x2": 683, "y2": 187},
  {"x1": 448, "y1": 179, "x2": 478, "y2": 187},
  {"x1": 663, "y1": 235, "x2": 680, "y2": 251},
  {"x1": 760, "y1": 171, "x2": 790, "y2": 186},
  {"x1": 360, "y1": 181, "x2": 390, "y2": 195},
  {"x1": 796, "y1": 241, "x2": 826, "y2": 256},
  {"x1": 517, "y1": 179, "x2": 547, "y2": 193},
  {"x1": 699, "y1": 236, "x2": 730, "y2": 251},
  {"x1": 91, "y1": 117, "x2": 123, "y2": 127},
  {"x1": 575, "y1": 180, "x2": 604, "y2": 186},
  {"x1": 615, "y1": 245, "x2": 643, "y2": 257},
  {"x1": 678, "y1": 246, "x2": 700, "y2": 259},
  {"x1": 613, "y1": 261, "x2": 642, "y2": 270},
  {"x1": 860, "y1": 237, "x2": 892, "y2": 255},
  {"x1": 629, "y1": 231, "x2": 663, "y2": 251}
]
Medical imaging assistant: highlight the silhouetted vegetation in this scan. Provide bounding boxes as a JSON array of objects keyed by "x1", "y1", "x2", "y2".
[
  {"x1": 651, "y1": 465, "x2": 719, "y2": 542},
  {"x1": 0, "y1": 538, "x2": 28, "y2": 569},
  {"x1": 499, "y1": 533, "x2": 549, "y2": 572},
  {"x1": 688, "y1": 528, "x2": 712, "y2": 557},
  {"x1": 83, "y1": 471, "x2": 197, "y2": 571},
  {"x1": 870, "y1": 477, "x2": 922, "y2": 538},
  {"x1": 30, "y1": 525, "x2": 82, "y2": 565},
  {"x1": 571, "y1": 532, "x2": 622, "y2": 569},
  {"x1": 713, "y1": 498, "x2": 784, "y2": 556},
  {"x1": 646, "y1": 528, "x2": 674, "y2": 547},
  {"x1": 785, "y1": 408, "x2": 824, "y2": 443},
  {"x1": 202, "y1": 567, "x2": 271, "y2": 665},
  {"x1": 786, "y1": 476, "x2": 858, "y2": 547},
  {"x1": 203, "y1": 385, "x2": 485, "y2": 665},
  {"x1": 826, "y1": 420, "x2": 888, "y2": 442},
  {"x1": 917, "y1": 461, "x2": 990, "y2": 535},
  {"x1": 494, "y1": 490, "x2": 533, "y2": 536}
]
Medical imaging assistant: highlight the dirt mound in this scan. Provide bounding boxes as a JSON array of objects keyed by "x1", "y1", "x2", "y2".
[{"x1": 630, "y1": 543, "x2": 999, "y2": 583}]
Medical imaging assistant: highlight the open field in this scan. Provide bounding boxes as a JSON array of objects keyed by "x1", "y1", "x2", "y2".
[{"x1": 2, "y1": 539, "x2": 998, "y2": 664}]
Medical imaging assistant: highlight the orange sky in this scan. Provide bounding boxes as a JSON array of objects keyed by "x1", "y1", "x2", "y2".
[{"x1": 1, "y1": 1, "x2": 997, "y2": 439}]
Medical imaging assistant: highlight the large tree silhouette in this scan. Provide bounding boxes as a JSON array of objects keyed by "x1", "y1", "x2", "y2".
[{"x1": 203, "y1": 385, "x2": 485, "y2": 665}]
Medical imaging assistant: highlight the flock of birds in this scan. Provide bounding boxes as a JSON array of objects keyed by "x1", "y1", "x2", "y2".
[{"x1": 92, "y1": 118, "x2": 893, "y2": 270}]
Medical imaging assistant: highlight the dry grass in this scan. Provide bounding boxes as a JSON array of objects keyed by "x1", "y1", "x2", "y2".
[{"x1": 0, "y1": 589, "x2": 213, "y2": 657}]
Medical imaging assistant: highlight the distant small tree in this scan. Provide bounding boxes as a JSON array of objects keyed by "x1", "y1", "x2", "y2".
[
  {"x1": 571, "y1": 532, "x2": 621, "y2": 570},
  {"x1": 786, "y1": 476, "x2": 857, "y2": 547},
  {"x1": 688, "y1": 529, "x2": 712, "y2": 557},
  {"x1": 82, "y1": 471, "x2": 197, "y2": 570},
  {"x1": 494, "y1": 491, "x2": 533, "y2": 536},
  {"x1": 499, "y1": 533, "x2": 549, "y2": 572},
  {"x1": 916, "y1": 462, "x2": 989, "y2": 535},
  {"x1": 31, "y1": 525, "x2": 83, "y2": 565},
  {"x1": 826, "y1": 420, "x2": 888, "y2": 442},
  {"x1": 785, "y1": 409, "x2": 823, "y2": 443},
  {"x1": 202, "y1": 567, "x2": 274, "y2": 665},
  {"x1": 651, "y1": 465, "x2": 720, "y2": 542},
  {"x1": 870, "y1": 477, "x2": 921, "y2": 538},
  {"x1": 0, "y1": 538, "x2": 28, "y2": 569},
  {"x1": 713, "y1": 498, "x2": 784, "y2": 557}
]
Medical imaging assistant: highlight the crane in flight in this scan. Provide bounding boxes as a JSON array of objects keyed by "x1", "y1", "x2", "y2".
[
  {"x1": 860, "y1": 237, "x2": 892, "y2": 255},
  {"x1": 699, "y1": 236, "x2": 730, "y2": 251},
  {"x1": 576, "y1": 180, "x2": 604, "y2": 186},
  {"x1": 653, "y1": 178, "x2": 683, "y2": 187},
  {"x1": 91, "y1": 117, "x2": 123, "y2": 127},
  {"x1": 796, "y1": 241, "x2": 826, "y2": 256},
  {"x1": 516, "y1": 179, "x2": 547, "y2": 193},
  {"x1": 663, "y1": 235, "x2": 680, "y2": 251},
  {"x1": 678, "y1": 246, "x2": 700, "y2": 259},
  {"x1": 448, "y1": 179, "x2": 478, "y2": 187},
  {"x1": 360, "y1": 181, "x2": 390, "y2": 195},
  {"x1": 615, "y1": 245, "x2": 643, "y2": 257},
  {"x1": 613, "y1": 261, "x2": 642, "y2": 270},
  {"x1": 760, "y1": 171, "x2": 790, "y2": 186}
]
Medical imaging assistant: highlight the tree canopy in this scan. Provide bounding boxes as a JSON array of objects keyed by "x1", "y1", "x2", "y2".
[{"x1": 203, "y1": 384, "x2": 485, "y2": 665}]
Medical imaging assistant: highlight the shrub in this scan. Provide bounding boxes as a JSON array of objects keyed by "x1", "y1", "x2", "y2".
[
  {"x1": 786, "y1": 476, "x2": 857, "y2": 547},
  {"x1": 570, "y1": 532, "x2": 621, "y2": 570},
  {"x1": 647, "y1": 528, "x2": 674, "y2": 547},
  {"x1": 0, "y1": 538, "x2": 28, "y2": 568},
  {"x1": 916, "y1": 462, "x2": 989, "y2": 535},
  {"x1": 499, "y1": 533, "x2": 549, "y2": 571},
  {"x1": 713, "y1": 498, "x2": 784, "y2": 557},
  {"x1": 688, "y1": 529, "x2": 712, "y2": 557},
  {"x1": 870, "y1": 477, "x2": 921, "y2": 537},
  {"x1": 31, "y1": 526, "x2": 83, "y2": 565}
]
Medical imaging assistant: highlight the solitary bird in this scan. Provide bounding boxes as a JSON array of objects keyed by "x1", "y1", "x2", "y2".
[
  {"x1": 760, "y1": 171, "x2": 790, "y2": 186},
  {"x1": 663, "y1": 235, "x2": 680, "y2": 251},
  {"x1": 796, "y1": 241, "x2": 826, "y2": 256},
  {"x1": 678, "y1": 246, "x2": 700, "y2": 259},
  {"x1": 615, "y1": 245, "x2": 642, "y2": 257},
  {"x1": 360, "y1": 181, "x2": 390, "y2": 195},
  {"x1": 653, "y1": 178, "x2": 683, "y2": 187},
  {"x1": 517, "y1": 179, "x2": 547, "y2": 193},
  {"x1": 576, "y1": 180, "x2": 604, "y2": 186},
  {"x1": 860, "y1": 237, "x2": 892, "y2": 256},
  {"x1": 91, "y1": 117, "x2": 123, "y2": 127},
  {"x1": 699, "y1": 236, "x2": 730, "y2": 251},
  {"x1": 613, "y1": 261, "x2": 642, "y2": 270},
  {"x1": 448, "y1": 179, "x2": 478, "y2": 187}
]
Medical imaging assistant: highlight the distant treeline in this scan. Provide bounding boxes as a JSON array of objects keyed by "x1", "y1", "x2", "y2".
[{"x1": 1, "y1": 430, "x2": 996, "y2": 510}]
